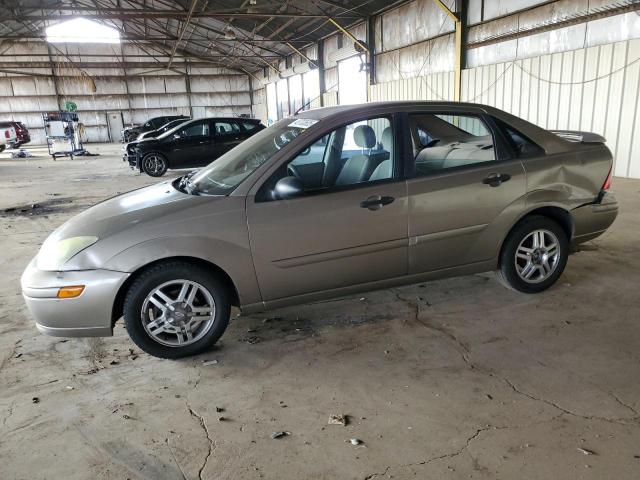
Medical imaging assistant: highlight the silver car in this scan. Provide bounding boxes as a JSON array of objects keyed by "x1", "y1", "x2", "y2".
[{"x1": 21, "y1": 102, "x2": 618, "y2": 358}]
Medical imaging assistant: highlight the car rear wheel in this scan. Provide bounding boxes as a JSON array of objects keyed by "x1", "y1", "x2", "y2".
[
  {"x1": 142, "y1": 153, "x2": 168, "y2": 177},
  {"x1": 498, "y1": 215, "x2": 569, "y2": 293},
  {"x1": 0, "y1": 145, "x2": 5, "y2": 153},
  {"x1": 123, "y1": 261, "x2": 231, "y2": 359}
]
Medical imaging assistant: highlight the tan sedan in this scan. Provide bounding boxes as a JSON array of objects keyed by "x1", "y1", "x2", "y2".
[{"x1": 21, "y1": 102, "x2": 618, "y2": 358}]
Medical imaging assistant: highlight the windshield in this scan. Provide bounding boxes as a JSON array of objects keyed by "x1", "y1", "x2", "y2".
[
  {"x1": 158, "y1": 119, "x2": 192, "y2": 139},
  {"x1": 161, "y1": 119, "x2": 186, "y2": 132},
  {"x1": 189, "y1": 118, "x2": 319, "y2": 196}
]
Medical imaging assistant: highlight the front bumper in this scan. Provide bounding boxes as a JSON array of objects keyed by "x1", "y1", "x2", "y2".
[
  {"x1": 123, "y1": 151, "x2": 140, "y2": 170},
  {"x1": 21, "y1": 258, "x2": 130, "y2": 337}
]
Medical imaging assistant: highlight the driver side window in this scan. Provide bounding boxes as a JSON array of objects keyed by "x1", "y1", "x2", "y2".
[
  {"x1": 285, "y1": 116, "x2": 394, "y2": 193},
  {"x1": 182, "y1": 121, "x2": 210, "y2": 138}
]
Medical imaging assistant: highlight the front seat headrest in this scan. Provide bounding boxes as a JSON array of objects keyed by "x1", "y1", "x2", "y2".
[
  {"x1": 354, "y1": 125, "x2": 376, "y2": 149},
  {"x1": 381, "y1": 127, "x2": 393, "y2": 151}
]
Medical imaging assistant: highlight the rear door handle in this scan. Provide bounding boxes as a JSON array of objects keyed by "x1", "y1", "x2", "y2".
[
  {"x1": 483, "y1": 173, "x2": 511, "y2": 187},
  {"x1": 360, "y1": 195, "x2": 395, "y2": 210}
]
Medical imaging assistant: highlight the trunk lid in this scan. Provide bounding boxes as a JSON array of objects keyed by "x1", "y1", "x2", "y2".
[{"x1": 550, "y1": 130, "x2": 606, "y2": 143}]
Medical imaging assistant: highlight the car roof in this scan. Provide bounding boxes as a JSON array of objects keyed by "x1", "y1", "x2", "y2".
[
  {"x1": 180, "y1": 117, "x2": 260, "y2": 123},
  {"x1": 296, "y1": 101, "x2": 502, "y2": 119},
  {"x1": 295, "y1": 101, "x2": 571, "y2": 155}
]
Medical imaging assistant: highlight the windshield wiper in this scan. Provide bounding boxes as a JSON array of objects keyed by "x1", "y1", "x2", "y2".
[
  {"x1": 184, "y1": 178, "x2": 200, "y2": 195},
  {"x1": 175, "y1": 175, "x2": 198, "y2": 195},
  {"x1": 175, "y1": 170, "x2": 200, "y2": 195}
]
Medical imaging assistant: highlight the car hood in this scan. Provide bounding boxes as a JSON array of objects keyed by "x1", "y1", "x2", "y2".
[
  {"x1": 137, "y1": 137, "x2": 160, "y2": 146},
  {"x1": 47, "y1": 181, "x2": 213, "y2": 242},
  {"x1": 40, "y1": 180, "x2": 242, "y2": 271}
]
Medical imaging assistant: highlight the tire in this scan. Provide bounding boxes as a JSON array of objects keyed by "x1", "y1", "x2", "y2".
[
  {"x1": 123, "y1": 261, "x2": 231, "y2": 359},
  {"x1": 141, "y1": 153, "x2": 168, "y2": 177},
  {"x1": 0, "y1": 145, "x2": 5, "y2": 153},
  {"x1": 498, "y1": 215, "x2": 569, "y2": 293}
]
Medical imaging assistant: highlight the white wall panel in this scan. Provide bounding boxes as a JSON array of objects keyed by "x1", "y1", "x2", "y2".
[
  {"x1": 369, "y1": 71, "x2": 455, "y2": 102},
  {"x1": 371, "y1": 38, "x2": 640, "y2": 178},
  {"x1": 460, "y1": 39, "x2": 640, "y2": 178},
  {"x1": 1, "y1": 50, "x2": 254, "y2": 144}
]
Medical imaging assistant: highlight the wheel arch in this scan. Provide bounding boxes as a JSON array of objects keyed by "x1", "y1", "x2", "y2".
[
  {"x1": 111, "y1": 256, "x2": 240, "y2": 327},
  {"x1": 141, "y1": 150, "x2": 170, "y2": 167},
  {"x1": 497, "y1": 204, "x2": 574, "y2": 263}
]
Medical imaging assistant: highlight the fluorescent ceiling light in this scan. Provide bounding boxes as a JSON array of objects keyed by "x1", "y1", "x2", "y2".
[{"x1": 46, "y1": 18, "x2": 120, "y2": 44}]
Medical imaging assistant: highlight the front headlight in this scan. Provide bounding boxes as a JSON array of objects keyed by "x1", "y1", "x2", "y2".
[{"x1": 36, "y1": 236, "x2": 99, "y2": 271}]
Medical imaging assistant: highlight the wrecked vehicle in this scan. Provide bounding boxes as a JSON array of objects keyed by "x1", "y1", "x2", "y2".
[
  {"x1": 22, "y1": 101, "x2": 618, "y2": 358},
  {"x1": 124, "y1": 117, "x2": 265, "y2": 176}
]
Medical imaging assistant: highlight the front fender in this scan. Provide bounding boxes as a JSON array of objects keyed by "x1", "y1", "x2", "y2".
[{"x1": 102, "y1": 236, "x2": 262, "y2": 306}]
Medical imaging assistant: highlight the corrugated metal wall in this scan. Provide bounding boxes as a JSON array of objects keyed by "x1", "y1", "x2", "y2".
[
  {"x1": 370, "y1": 38, "x2": 640, "y2": 178},
  {"x1": 369, "y1": 71, "x2": 456, "y2": 102},
  {"x1": 0, "y1": 42, "x2": 253, "y2": 144},
  {"x1": 462, "y1": 38, "x2": 640, "y2": 178}
]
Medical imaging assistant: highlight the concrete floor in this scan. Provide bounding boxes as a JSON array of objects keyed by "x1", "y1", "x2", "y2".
[{"x1": 1, "y1": 143, "x2": 639, "y2": 480}]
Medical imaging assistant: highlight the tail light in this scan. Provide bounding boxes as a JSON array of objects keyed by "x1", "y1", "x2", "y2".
[
  {"x1": 4, "y1": 130, "x2": 9, "y2": 139},
  {"x1": 602, "y1": 167, "x2": 613, "y2": 191}
]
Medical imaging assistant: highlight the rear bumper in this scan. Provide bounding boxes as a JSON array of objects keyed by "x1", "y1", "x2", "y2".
[
  {"x1": 571, "y1": 192, "x2": 619, "y2": 244},
  {"x1": 21, "y1": 258, "x2": 129, "y2": 338}
]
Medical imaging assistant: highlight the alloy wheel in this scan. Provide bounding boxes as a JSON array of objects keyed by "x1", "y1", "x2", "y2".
[
  {"x1": 514, "y1": 229, "x2": 561, "y2": 283},
  {"x1": 141, "y1": 279, "x2": 216, "y2": 347},
  {"x1": 143, "y1": 154, "x2": 165, "y2": 175}
]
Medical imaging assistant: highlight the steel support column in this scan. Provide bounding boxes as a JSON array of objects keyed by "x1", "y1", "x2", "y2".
[
  {"x1": 318, "y1": 40, "x2": 326, "y2": 107},
  {"x1": 185, "y1": 59, "x2": 194, "y2": 118},
  {"x1": 434, "y1": 0, "x2": 466, "y2": 101},
  {"x1": 367, "y1": 15, "x2": 376, "y2": 86}
]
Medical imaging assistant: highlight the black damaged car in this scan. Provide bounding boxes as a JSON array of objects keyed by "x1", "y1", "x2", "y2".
[{"x1": 124, "y1": 117, "x2": 265, "y2": 176}]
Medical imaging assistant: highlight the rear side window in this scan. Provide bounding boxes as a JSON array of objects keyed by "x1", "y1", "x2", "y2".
[
  {"x1": 215, "y1": 122, "x2": 241, "y2": 135},
  {"x1": 492, "y1": 117, "x2": 544, "y2": 158},
  {"x1": 436, "y1": 114, "x2": 490, "y2": 136},
  {"x1": 409, "y1": 113, "x2": 496, "y2": 176}
]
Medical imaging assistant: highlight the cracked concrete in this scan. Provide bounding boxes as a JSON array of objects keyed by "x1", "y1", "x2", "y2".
[
  {"x1": 1, "y1": 144, "x2": 639, "y2": 479},
  {"x1": 187, "y1": 404, "x2": 216, "y2": 480}
]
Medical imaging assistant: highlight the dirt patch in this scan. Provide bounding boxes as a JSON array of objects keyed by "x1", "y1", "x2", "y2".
[{"x1": 1, "y1": 197, "x2": 81, "y2": 217}]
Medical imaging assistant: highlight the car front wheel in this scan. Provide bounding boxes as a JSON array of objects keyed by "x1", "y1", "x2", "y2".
[
  {"x1": 123, "y1": 261, "x2": 231, "y2": 359},
  {"x1": 498, "y1": 215, "x2": 569, "y2": 293},
  {"x1": 141, "y1": 153, "x2": 168, "y2": 177}
]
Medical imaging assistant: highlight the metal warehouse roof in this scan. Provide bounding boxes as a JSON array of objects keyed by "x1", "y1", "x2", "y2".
[{"x1": 0, "y1": 0, "x2": 406, "y2": 74}]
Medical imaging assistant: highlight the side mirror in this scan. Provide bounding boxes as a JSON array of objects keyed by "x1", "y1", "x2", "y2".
[
  {"x1": 173, "y1": 132, "x2": 181, "y2": 140},
  {"x1": 274, "y1": 176, "x2": 304, "y2": 200}
]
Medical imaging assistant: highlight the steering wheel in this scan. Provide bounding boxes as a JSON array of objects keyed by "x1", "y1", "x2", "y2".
[{"x1": 287, "y1": 164, "x2": 303, "y2": 181}]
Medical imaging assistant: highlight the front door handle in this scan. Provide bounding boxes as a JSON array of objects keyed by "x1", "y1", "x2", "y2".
[
  {"x1": 483, "y1": 173, "x2": 511, "y2": 187},
  {"x1": 360, "y1": 195, "x2": 395, "y2": 210}
]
